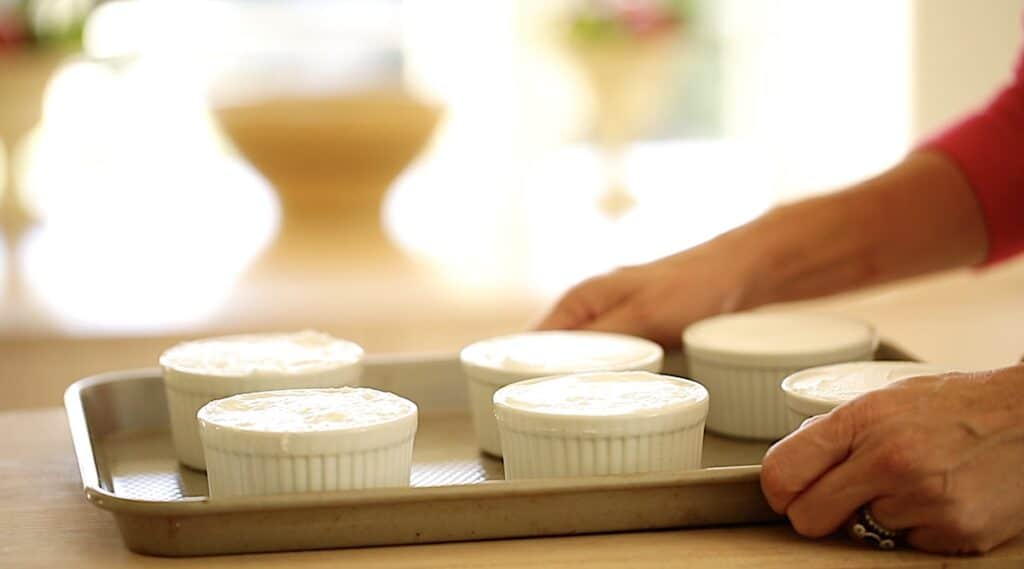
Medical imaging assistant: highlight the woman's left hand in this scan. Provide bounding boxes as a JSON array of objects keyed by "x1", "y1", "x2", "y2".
[{"x1": 761, "y1": 364, "x2": 1024, "y2": 554}]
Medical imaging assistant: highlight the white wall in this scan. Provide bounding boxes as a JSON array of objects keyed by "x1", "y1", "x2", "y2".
[
  {"x1": 721, "y1": 0, "x2": 912, "y2": 201},
  {"x1": 720, "y1": 0, "x2": 1022, "y2": 201},
  {"x1": 913, "y1": 0, "x2": 1023, "y2": 138}
]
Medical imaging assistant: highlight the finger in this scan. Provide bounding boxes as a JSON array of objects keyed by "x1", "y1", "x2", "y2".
[
  {"x1": 901, "y1": 446, "x2": 1024, "y2": 554},
  {"x1": 905, "y1": 526, "x2": 998, "y2": 556},
  {"x1": 534, "y1": 290, "x2": 590, "y2": 330},
  {"x1": 786, "y1": 409, "x2": 954, "y2": 539},
  {"x1": 534, "y1": 302, "x2": 586, "y2": 331},
  {"x1": 907, "y1": 522, "x2": 1018, "y2": 555},
  {"x1": 760, "y1": 410, "x2": 856, "y2": 515},
  {"x1": 535, "y1": 275, "x2": 635, "y2": 331},
  {"x1": 799, "y1": 414, "x2": 826, "y2": 431},
  {"x1": 785, "y1": 445, "x2": 893, "y2": 538},
  {"x1": 870, "y1": 487, "x2": 948, "y2": 531},
  {"x1": 906, "y1": 527, "x2": 967, "y2": 555},
  {"x1": 582, "y1": 302, "x2": 660, "y2": 343},
  {"x1": 905, "y1": 527, "x2": 978, "y2": 555},
  {"x1": 784, "y1": 411, "x2": 939, "y2": 538}
]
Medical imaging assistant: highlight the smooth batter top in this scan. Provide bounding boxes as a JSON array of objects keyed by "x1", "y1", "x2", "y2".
[
  {"x1": 160, "y1": 330, "x2": 363, "y2": 377},
  {"x1": 461, "y1": 331, "x2": 662, "y2": 375},
  {"x1": 198, "y1": 387, "x2": 417, "y2": 433},
  {"x1": 783, "y1": 362, "x2": 950, "y2": 403},
  {"x1": 494, "y1": 371, "x2": 707, "y2": 417},
  {"x1": 683, "y1": 313, "x2": 876, "y2": 362}
]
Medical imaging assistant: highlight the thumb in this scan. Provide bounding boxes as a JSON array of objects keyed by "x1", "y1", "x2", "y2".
[
  {"x1": 760, "y1": 407, "x2": 856, "y2": 514},
  {"x1": 534, "y1": 272, "x2": 637, "y2": 331}
]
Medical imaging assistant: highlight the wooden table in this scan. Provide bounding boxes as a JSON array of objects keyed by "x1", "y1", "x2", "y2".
[{"x1": 5, "y1": 407, "x2": 1024, "y2": 568}]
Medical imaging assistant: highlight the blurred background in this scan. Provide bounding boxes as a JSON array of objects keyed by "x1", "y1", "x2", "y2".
[{"x1": 2, "y1": 0, "x2": 1022, "y2": 409}]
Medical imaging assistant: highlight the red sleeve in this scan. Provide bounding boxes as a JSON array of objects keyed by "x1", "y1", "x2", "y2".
[{"x1": 919, "y1": 46, "x2": 1024, "y2": 264}]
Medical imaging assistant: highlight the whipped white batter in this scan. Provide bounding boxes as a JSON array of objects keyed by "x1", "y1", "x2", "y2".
[
  {"x1": 784, "y1": 361, "x2": 951, "y2": 403},
  {"x1": 684, "y1": 312, "x2": 876, "y2": 358},
  {"x1": 461, "y1": 331, "x2": 662, "y2": 375},
  {"x1": 495, "y1": 371, "x2": 707, "y2": 417},
  {"x1": 198, "y1": 387, "x2": 417, "y2": 433},
  {"x1": 160, "y1": 330, "x2": 363, "y2": 377}
]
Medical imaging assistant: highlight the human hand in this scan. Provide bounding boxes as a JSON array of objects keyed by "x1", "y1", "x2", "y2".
[
  {"x1": 534, "y1": 239, "x2": 755, "y2": 347},
  {"x1": 761, "y1": 365, "x2": 1024, "y2": 554}
]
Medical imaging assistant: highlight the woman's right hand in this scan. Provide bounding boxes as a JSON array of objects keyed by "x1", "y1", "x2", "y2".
[
  {"x1": 535, "y1": 235, "x2": 757, "y2": 348},
  {"x1": 761, "y1": 364, "x2": 1024, "y2": 554}
]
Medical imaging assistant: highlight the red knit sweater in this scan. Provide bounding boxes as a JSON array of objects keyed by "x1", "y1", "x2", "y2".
[{"x1": 921, "y1": 44, "x2": 1024, "y2": 264}]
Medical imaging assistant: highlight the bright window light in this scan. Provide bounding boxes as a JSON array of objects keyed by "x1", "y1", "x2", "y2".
[
  {"x1": 17, "y1": 156, "x2": 278, "y2": 334},
  {"x1": 14, "y1": 57, "x2": 280, "y2": 334},
  {"x1": 0, "y1": 232, "x2": 6, "y2": 300},
  {"x1": 721, "y1": 0, "x2": 912, "y2": 199},
  {"x1": 521, "y1": 139, "x2": 773, "y2": 295}
]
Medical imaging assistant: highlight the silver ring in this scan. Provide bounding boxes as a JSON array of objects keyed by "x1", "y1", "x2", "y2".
[{"x1": 846, "y1": 505, "x2": 904, "y2": 550}]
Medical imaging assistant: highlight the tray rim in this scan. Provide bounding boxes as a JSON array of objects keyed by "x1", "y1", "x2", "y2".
[{"x1": 64, "y1": 362, "x2": 764, "y2": 517}]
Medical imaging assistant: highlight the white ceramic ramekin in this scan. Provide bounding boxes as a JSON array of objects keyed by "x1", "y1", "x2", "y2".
[
  {"x1": 782, "y1": 361, "x2": 951, "y2": 431},
  {"x1": 494, "y1": 371, "x2": 708, "y2": 480},
  {"x1": 683, "y1": 312, "x2": 877, "y2": 440},
  {"x1": 160, "y1": 331, "x2": 363, "y2": 470},
  {"x1": 198, "y1": 387, "x2": 417, "y2": 497},
  {"x1": 460, "y1": 331, "x2": 664, "y2": 457}
]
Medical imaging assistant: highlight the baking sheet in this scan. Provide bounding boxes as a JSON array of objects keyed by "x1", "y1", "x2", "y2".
[{"x1": 65, "y1": 345, "x2": 914, "y2": 556}]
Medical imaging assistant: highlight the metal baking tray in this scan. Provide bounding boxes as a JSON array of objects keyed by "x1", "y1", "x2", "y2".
[{"x1": 65, "y1": 344, "x2": 913, "y2": 557}]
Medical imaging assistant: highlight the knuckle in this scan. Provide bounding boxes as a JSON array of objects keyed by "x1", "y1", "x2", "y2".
[
  {"x1": 807, "y1": 410, "x2": 853, "y2": 455},
  {"x1": 910, "y1": 531, "x2": 986, "y2": 556},
  {"x1": 760, "y1": 450, "x2": 816, "y2": 514},
  {"x1": 842, "y1": 391, "x2": 886, "y2": 427},
  {"x1": 565, "y1": 277, "x2": 604, "y2": 302},
  {"x1": 609, "y1": 265, "x2": 635, "y2": 278},
  {"x1": 946, "y1": 504, "x2": 987, "y2": 544},
  {"x1": 972, "y1": 537, "x2": 999, "y2": 554},
  {"x1": 759, "y1": 457, "x2": 791, "y2": 507},
  {"x1": 915, "y1": 474, "x2": 950, "y2": 503},
  {"x1": 555, "y1": 278, "x2": 609, "y2": 313},
  {"x1": 553, "y1": 288, "x2": 585, "y2": 312},
  {"x1": 628, "y1": 295, "x2": 661, "y2": 323},
  {"x1": 798, "y1": 415, "x2": 822, "y2": 431},
  {"x1": 787, "y1": 508, "x2": 830, "y2": 539},
  {"x1": 873, "y1": 435, "x2": 923, "y2": 478}
]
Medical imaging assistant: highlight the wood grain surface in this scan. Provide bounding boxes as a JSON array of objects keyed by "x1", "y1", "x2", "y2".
[{"x1": 4, "y1": 406, "x2": 1024, "y2": 568}]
